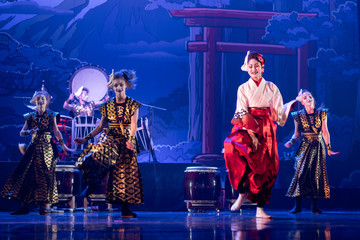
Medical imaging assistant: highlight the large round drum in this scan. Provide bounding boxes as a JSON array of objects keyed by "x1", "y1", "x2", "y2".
[
  {"x1": 184, "y1": 166, "x2": 220, "y2": 201},
  {"x1": 69, "y1": 65, "x2": 109, "y2": 102},
  {"x1": 56, "y1": 165, "x2": 80, "y2": 198}
]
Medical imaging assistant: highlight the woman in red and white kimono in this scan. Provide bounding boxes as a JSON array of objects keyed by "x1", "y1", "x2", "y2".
[{"x1": 224, "y1": 51, "x2": 297, "y2": 218}]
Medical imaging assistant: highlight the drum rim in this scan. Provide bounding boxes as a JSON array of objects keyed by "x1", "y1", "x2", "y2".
[
  {"x1": 185, "y1": 166, "x2": 218, "y2": 171},
  {"x1": 56, "y1": 165, "x2": 78, "y2": 168},
  {"x1": 59, "y1": 115, "x2": 74, "y2": 120}
]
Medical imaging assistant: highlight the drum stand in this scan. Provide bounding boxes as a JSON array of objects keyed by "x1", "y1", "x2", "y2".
[
  {"x1": 137, "y1": 103, "x2": 166, "y2": 162},
  {"x1": 186, "y1": 201, "x2": 222, "y2": 213},
  {"x1": 83, "y1": 198, "x2": 113, "y2": 213},
  {"x1": 71, "y1": 116, "x2": 100, "y2": 157},
  {"x1": 137, "y1": 117, "x2": 158, "y2": 162}
]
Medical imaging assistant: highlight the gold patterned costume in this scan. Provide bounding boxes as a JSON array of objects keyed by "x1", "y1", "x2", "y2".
[
  {"x1": 1, "y1": 111, "x2": 59, "y2": 204},
  {"x1": 286, "y1": 109, "x2": 330, "y2": 199},
  {"x1": 76, "y1": 97, "x2": 144, "y2": 205}
]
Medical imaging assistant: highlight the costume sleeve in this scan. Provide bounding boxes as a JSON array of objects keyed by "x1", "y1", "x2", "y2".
[
  {"x1": 130, "y1": 99, "x2": 142, "y2": 117},
  {"x1": 52, "y1": 112, "x2": 60, "y2": 124},
  {"x1": 291, "y1": 111, "x2": 300, "y2": 123},
  {"x1": 99, "y1": 101, "x2": 108, "y2": 119},
  {"x1": 234, "y1": 85, "x2": 248, "y2": 115},
  {"x1": 271, "y1": 83, "x2": 297, "y2": 127},
  {"x1": 23, "y1": 113, "x2": 31, "y2": 125},
  {"x1": 320, "y1": 108, "x2": 329, "y2": 122},
  {"x1": 231, "y1": 85, "x2": 259, "y2": 132}
]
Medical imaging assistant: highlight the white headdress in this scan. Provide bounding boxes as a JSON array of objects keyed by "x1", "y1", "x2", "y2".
[
  {"x1": 241, "y1": 51, "x2": 250, "y2": 72},
  {"x1": 106, "y1": 69, "x2": 115, "y2": 88},
  {"x1": 74, "y1": 86, "x2": 84, "y2": 98}
]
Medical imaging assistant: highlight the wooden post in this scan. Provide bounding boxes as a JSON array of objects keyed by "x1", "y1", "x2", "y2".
[{"x1": 202, "y1": 27, "x2": 221, "y2": 153}]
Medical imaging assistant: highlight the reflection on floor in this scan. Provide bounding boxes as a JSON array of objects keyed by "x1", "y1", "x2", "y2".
[{"x1": 0, "y1": 210, "x2": 359, "y2": 239}]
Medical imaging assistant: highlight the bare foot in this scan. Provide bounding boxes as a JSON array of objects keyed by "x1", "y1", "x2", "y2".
[
  {"x1": 230, "y1": 193, "x2": 246, "y2": 211},
  {"x1": 256, "y1": 207, "x2": 273, "y2": 219}
]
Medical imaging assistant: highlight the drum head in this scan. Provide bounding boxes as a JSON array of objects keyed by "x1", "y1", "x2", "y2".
[
  {"x1": 185, "y1": 166, "x2": 218, "y2": 172},
  {"x1": 69, "y1": 65, "x2": 109, "y2": 102}
]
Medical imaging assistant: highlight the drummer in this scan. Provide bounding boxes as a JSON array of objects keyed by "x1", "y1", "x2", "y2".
[{"x1": 63, "y1": 86, "x2": 108, "y2": 117}]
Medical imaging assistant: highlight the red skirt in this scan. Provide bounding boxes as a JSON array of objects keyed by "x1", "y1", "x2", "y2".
[{"x1": 224, "y1": 108, "x2": 278, "y2": 204}]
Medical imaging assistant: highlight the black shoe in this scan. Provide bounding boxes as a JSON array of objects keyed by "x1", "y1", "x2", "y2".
[
  {"x1": 289, "y1": 207, "x2": 302, "y2": 214},
  {"x1": 39, "y1": 204, "x2": 47, "y2": 215},
  {"x1": 122, "y1": 205, "x2": 137, "y2": 218},
  {"x1": 311, "y1": 198, "x2": 322, "y2": 214},
  {"x1": 11, "y1": 207, "x2": 30, "y2": 215},
  {"x1": 312, "y1": 209, "x2": 322, "y2": 214},
  {"x1": 121, "y1": 210, "x2": 137, "y2": 218},
  {"x1": 39, "y1": 209, "x2": 47, "y2": 215}
]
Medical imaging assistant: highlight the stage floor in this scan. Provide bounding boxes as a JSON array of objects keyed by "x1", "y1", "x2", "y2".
[{"x1": 0, "y1": 209, "x2": 359, "y2": 239}]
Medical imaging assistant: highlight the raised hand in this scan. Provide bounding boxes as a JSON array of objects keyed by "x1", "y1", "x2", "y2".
[
  {"x1": 296, "y1": 89, "x2": 303, "y2": 102},
  {"x1": 69, "y1": 93, "x2": 75, "y2": 101}
]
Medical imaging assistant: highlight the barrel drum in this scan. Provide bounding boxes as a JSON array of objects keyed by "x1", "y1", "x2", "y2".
[{"x1": 184, "y1": 166, "x2": 221, "y2": 212}]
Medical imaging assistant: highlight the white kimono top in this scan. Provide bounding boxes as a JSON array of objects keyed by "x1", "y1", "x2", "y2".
[{"x1": 234, "y1": 78, "x2": 296, "y2": 127}]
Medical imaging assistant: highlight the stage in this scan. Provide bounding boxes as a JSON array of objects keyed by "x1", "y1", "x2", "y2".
[{"x1": 0, "y1": 210, "x2": 359, "y2": 239}]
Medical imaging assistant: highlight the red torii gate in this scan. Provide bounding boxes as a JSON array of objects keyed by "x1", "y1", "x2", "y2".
[{"x1": 170, "y1": 8, "x2": 317, "y2": 154}]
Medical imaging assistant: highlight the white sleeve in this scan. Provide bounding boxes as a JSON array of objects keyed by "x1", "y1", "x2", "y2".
[
  {"x1": 271, "y1": 83, "x2": 296, "y2": 126},
  {"x1": 234, "y1": 85, "x2": 249, "y2": 119}
]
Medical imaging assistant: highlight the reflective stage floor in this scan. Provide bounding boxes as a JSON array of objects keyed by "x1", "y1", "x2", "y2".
[{"x1": 1, "y1": 209, "x2": 360, "y2": 240}]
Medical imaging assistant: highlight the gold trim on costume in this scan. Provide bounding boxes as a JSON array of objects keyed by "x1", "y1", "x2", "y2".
[{"x1": 301, "y1": 132, "x2": 321, "y2": 136}]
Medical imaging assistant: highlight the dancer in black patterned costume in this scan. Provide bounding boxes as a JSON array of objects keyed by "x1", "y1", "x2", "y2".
[
  {"x1": 284, "y1": 90, "x2": 339, "y2": 214},
  {"x1": 1, "y1": 91, "x2": 68, "y2": 215},
  {"x1": 75, "y1": 69, "x2": 143, "y2": 218}
]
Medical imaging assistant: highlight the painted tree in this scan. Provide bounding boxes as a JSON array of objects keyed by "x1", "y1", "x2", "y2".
[
  {"x1": 263, "y1": 0, "x2": 360, "y2": 181},
  {"x1": 0, "y1": 32, "x2": 83, "y2": 102}
]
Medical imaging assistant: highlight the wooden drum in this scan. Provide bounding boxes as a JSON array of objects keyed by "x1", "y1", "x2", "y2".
[
  {"x1": 184, "y1": 166, "x2": 221, "y2": 212},
  {"x1": 55, "y1": 165, "x2": 80, "y2": 209}
]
